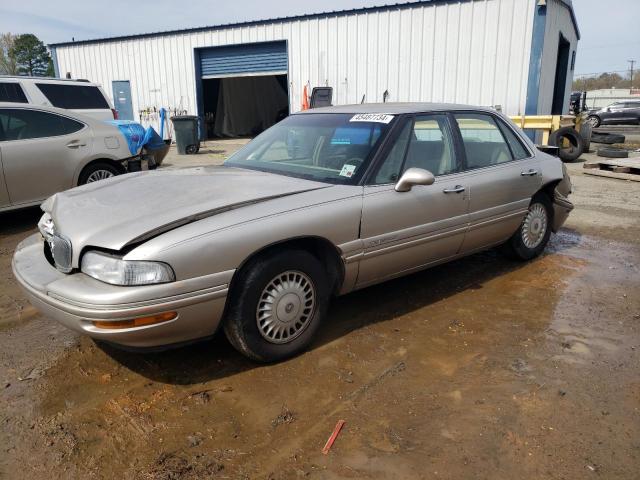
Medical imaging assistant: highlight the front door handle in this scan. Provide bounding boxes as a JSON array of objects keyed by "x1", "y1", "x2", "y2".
[
  {"x1": 443, "y1": 185, "x2": 465, "y2": 194},
  {"x1": 520, "y1": 169, "x2": 538, "y2": 176}
]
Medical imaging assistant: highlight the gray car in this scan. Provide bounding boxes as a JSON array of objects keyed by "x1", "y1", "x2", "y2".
[
  {"x1": 12, "y1": 103, "x2": 573, "y2": 362},
  {"x1": 587, "y1": 100, "x2": 640, "y2": 128}
]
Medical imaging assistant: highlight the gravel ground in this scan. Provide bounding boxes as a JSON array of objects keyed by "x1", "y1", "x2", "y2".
[{"x1": 0, "y1": 142, "x2": 639, "y2": 479}]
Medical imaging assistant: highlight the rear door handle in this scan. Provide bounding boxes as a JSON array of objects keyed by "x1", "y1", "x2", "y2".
[
  {"x1": 520, "y1": 169, "x2": 538, "y2": 176},
  {"x1": 66, "y1": 141, "x2": 86, "y2": 148},
  {"x1": 443, "y1": 185, "x2": 465, "y2": 194}
]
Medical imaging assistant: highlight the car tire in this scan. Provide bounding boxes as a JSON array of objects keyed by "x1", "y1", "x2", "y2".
[
  {"x1": 591, "y1": 132, "x2": 625, "y2": 145},
  {"x1": 579, "y1": 122, "x2": 592, "y2": 153},
  {"x1": 597, "y1": 147, "x2": 629, "y2": 159},
  {"x1": 78, "y1": 162, "x2": 121, "y2": 185},
  {"x1": 548, "y1": 127, "x2": 584, "y2": 162},
  {"x1": 501, "y1": 193, "x2": 552, "y2": 261},
  {"x1": 587, "y1": 115, "x2": 601, "y2": 128},
  {"x1": 223, "y1": 249, "x2": 330, "y2": 362}
]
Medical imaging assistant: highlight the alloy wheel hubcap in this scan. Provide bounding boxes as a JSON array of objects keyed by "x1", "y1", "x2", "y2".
[
  {"x1": 86, "y1": 170, "x2": 115, "y2": 183},
  {"x1": 256, "y1": 271, "x2": 315, "y2": 344},
  {"x1": 521, "y1": 203, "x2": 548, "y2": 249}
]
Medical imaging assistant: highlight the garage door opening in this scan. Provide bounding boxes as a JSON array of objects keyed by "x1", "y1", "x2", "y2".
[{"x1": 202, "y1": 74, "x2": 289, "y2": 138}]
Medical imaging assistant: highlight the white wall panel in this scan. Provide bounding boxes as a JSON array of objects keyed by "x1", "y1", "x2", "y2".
[{"x1": 55, "y1": 0, "x2": 545, "y2": 124}]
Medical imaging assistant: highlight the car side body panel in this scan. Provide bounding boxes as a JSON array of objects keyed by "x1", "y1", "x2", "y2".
[{"x1": 11, "y1": 103, "x2": 574, "y2": 349}]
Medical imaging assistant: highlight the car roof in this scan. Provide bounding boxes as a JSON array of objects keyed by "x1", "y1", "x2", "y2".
[
  {"x1": 294, "y1": 102, "x2": 497, "y2": 115},
  {"x1": 0, "y1": 75, "x2": 98, "y2": 86}
]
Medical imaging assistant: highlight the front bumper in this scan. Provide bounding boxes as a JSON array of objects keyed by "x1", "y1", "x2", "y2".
[{"x1": 12, "y1": 234, "x2": 233, "y2": 348}]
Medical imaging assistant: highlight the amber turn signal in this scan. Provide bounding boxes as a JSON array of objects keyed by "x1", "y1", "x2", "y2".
[{"x1": 92, "y1": 312, "x2": 177, "y2": 330}]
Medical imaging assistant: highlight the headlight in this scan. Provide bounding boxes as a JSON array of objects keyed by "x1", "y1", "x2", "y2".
[{"x1": 81, "y1": 251, "x2": 175, "y2": 286}]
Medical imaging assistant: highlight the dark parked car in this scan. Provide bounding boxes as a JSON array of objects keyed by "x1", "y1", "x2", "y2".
[{"x1": 587, "y1": 100, "x2": 640, "y2": 127}]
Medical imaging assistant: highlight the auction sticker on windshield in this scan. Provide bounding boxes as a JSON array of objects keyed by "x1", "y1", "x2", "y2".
[
  {"x1": 350, "y1": 113, "x2": 394, "y2": 124},
  {"x1": 339, "y1": 164, "x2": 357, "y2": 178}
]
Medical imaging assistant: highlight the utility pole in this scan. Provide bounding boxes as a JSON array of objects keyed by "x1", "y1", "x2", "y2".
[{"x1": 629, "y1": 59, "x2": 636, "y2": 90}]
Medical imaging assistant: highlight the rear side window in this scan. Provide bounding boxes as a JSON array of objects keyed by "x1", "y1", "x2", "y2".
[
  {"x1": 36, "y1": 83, "x2": 109, "y2": 109},
  {"x1": 454, "y1": 113, "x2": 514, "y2": 169},
  {"x1": 0, "y1": 83, "x2": 28, "y2": 103},
  {"x1": 496, "y1": 119, "x2": 530, "y2": 160},
  {"x1": 0, "y1": 109, "x2": 84, "y2": 141}
]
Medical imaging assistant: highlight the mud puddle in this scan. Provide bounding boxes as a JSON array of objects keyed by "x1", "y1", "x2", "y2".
[{"x1": 1, "y1": 230, "x2": 639, "y2": 479}]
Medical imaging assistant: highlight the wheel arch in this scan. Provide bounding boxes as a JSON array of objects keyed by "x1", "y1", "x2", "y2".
[
  {"x1": 229, "y1": 236, "x2": 346, "y2": 299},
  {"x1": 75, "y1": 158, "x2": 126, "y2": 185}
]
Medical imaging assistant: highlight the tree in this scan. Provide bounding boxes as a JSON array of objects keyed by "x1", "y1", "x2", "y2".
[
  {"x1": 0, "y1": 33, "x2": 18, "y2": 75},
  {"x1": 573, "y1": 72, "x2": 632, "y2": 92},
  {"x1": 10, "y1": 33, "x2": 51, "y2": 76}
]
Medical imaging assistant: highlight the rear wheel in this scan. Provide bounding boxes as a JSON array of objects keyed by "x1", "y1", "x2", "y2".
[
  {"x1": 501, "y1": 193, "x2": 552, "y2": 261},
  {"x1": 224, "y1": 250, "x2": 329, "y2": 362},
  {"x1": 78, "y1": 162, "x2": 121, "y2": 185}
]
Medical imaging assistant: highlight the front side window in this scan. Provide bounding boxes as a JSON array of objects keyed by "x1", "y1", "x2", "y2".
[
  {"x1": 0, "y1": 109, "x2": 84, "y2": 141},
  {"x1": 454, "y1": 113, "x2": 514, "y2": 169},
  {"x1": 372, "y1": 114, "x2": 455, "y2": 184},
  {"x1": 0, "y1": 83, "x2": 28, "y2": 103},
  {"x1": 225, "y1": 113, "x2": 394, "y2": 184},
  {"x1": 36, "y1": 83, "x2": 109, "y2": 109}
]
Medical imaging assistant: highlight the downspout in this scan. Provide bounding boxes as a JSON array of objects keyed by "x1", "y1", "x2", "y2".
[{"x1": 524, "y1": 0, "x2": 548, "y2": 140}]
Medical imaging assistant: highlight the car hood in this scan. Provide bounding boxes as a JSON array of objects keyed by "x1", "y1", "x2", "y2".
[{"x1": 43, "y1": 166, "x2": 329, "y2": 257}]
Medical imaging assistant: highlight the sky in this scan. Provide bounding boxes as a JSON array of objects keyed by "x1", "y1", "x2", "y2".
[{"x1": 0, "y1": 0, "x2": 638, "y2": 78}]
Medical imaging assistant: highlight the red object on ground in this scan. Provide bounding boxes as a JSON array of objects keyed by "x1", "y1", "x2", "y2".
[
  {"x1": 322, "y1": 420, "x2": 345, "y2": 455},
  {"x1": 301, "y1": 84, "x2": 310, "y2": 111}
]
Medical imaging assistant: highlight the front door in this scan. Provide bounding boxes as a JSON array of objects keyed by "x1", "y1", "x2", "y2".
[
  {"x1": 357, "y1": 114, "x2": 469, "y2": 287},
  {"x1": 0, "y1": 108, "x2": 92, "y2": 206},
  {"x1": 112, "y1": 81, "x2": 134, "y2": 120},
  {"x1": 452, "y1": 112, "x2": 542, "y2": 253}
]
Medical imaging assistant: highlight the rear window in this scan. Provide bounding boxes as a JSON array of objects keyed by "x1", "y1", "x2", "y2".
[
  {"x1": 0, "y1": 83, "x2": 28, "y2": 103},
  {"x1": 35, "y1": 83, "x2": 109, "y2": 109}
]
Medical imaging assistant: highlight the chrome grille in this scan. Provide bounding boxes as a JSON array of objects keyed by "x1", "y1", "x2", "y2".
[{"x1": 50, "y1": 234, "x2": 72, "y2": 273}]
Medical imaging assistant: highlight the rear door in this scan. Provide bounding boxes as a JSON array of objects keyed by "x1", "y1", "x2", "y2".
[
  {"x1": 35, "y1": 82, "x2": 114, "y2": 121},
  {"x1": 357, "y1": 114, "x2": 469, "y2": 287},
  {"x1": 0, "y1": 108, "x2": 93, "y2": 205},
  {"x1": 452, "y1": 112, "x2": 541, "y2": 253}
]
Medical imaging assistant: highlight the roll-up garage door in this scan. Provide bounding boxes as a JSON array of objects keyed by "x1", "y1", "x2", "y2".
[{"x1": 199, "y1": 41, "x2": 287, "y2": 78}]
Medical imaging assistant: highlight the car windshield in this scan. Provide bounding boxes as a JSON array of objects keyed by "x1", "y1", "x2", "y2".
[{"x1": 225, "y1": 113, "x2": 395, "y2": 184}]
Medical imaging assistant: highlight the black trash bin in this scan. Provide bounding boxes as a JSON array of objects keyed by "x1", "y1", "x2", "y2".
[{"x1": 171, "y1": 115, "x2": 200, "y2": 155}]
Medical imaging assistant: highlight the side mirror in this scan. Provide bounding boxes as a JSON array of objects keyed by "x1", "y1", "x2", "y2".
[{"x1": 394, "y1": 168, "x2": 435, "y2": 192}]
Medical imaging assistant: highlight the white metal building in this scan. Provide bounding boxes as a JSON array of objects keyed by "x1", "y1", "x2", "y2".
[{"x1": 50, "y1": 0, "x2": 580, "y2": 138}]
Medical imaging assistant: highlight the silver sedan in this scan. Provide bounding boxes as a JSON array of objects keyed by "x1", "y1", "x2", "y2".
[
  {"x1": 12, "y1": 103, "x2": 573, "y2": 362},
  {"x1": 0, "y1": 102, "x2": 140, "y2": 212}
]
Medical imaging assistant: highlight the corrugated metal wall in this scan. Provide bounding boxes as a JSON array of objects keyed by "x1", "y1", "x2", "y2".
[
  {"x1": 537, "y1": 0, "x2": 579, "y2": 115},
  {"x1": 55, "y1": 0, "x2": 538, "y2": 123}
]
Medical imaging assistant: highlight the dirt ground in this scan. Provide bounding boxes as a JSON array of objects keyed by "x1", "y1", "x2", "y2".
[{"x1": 1, "y1": 143, "x2": 639, "y2": 479}]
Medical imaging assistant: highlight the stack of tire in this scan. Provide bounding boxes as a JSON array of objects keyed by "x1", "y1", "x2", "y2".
[
  {"x1": 548, "y1": 125, "x2": 628, "y2": 162},
  {"x1": 548, "y1": 125, "x2": 590, "y2": 162},
  {"x1": 591, "y1": 131, "x2": 628, "y2": 159}
]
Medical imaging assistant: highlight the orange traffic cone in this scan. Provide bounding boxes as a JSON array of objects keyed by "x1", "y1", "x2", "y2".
[{"x1": 301, "y1": 84, "x2": 310, "y2": 111}]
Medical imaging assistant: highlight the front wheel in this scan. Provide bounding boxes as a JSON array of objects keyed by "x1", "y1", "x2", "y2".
[
  {"x1": 223, "y1": 250, "x2": 329, "y2": 362},
  {"x1": 587, "y1": 115, "x2": 601, "y2": 128},
  {"x1": 501, "y1": 193, "x2": 552, "y2": 261}
]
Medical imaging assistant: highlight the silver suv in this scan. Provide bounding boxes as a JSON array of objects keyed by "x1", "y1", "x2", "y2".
[{"x1": 0, "y1": 76, "x2": 116, "y2": 121}]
